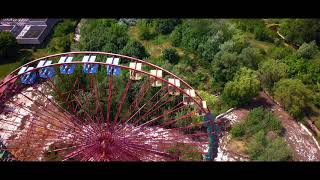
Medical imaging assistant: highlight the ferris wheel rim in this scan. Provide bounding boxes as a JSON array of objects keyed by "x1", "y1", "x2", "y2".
[{"x1": 0, "y1": 52, "x2": 210, "y2": 114}]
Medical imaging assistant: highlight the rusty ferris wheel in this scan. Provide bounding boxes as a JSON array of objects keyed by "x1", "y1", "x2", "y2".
[{"x1": 0, "y1": 52, "x2": 220, "y2": 161}]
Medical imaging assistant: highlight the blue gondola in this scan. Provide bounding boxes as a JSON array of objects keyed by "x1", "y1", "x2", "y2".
[
  {"x1": 106, "y1": 57, "x2": 121, "y2": 76},
  {"x1": 18, "y1": 66, "x2": 37, "y2": 85},
  {"x1": 37, "y1": 60, "x2": 55, "y2": 78},
  {"x1": 83, "y1": 55, "x2": 99, "y2": 74},
  {"x1": 59, "y1": 56, "x2": 75, "y2": 74}
]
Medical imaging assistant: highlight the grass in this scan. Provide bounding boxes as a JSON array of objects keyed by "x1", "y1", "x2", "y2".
[
  {"x1": 227, "y1": 138, "x2": 248, "y2": 155},
  {"x1": 0, "y1": 61, "x2": 22, "y2": 80}
]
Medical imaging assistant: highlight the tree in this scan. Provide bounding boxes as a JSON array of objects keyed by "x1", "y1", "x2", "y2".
[
  {"x1": 162, "y1": 48, "x2": 179, "y2": 64},
  {"x1": 0, "y1": 31, "x2": 19, "y2": 60},
  {"x1": 154, "y1": 19, "x2": 181, "y2": 35},
  {"x1": 258, "y1": 59, "x2": 288, "y2": 90},
  {"x1": 211, "y1": 51, "x2": 240, "y2": 84},
  {"x1": 79, "y1": 19, "x2": 129, "y2": 53},
  {"x1": 238, "y1": 47, "x2": 264, "y2": 70},
  {"x1": 222, "y1": 67, "x2": 261, "y2": 107},
  {"x1": 197, "y1": 30, "x2": 226, "y2": 62},
  {"x1": 53, "y1": 19, "x2": 76, "y2": 38},
  {"x1": 296, "y1": 41, "x2": 319, "y2": 59},
  {"x1": 120, "y1": 39, "x2": 149, "y2": 59},
  {"x1": 274, "y1": 79, "x2": 313, "y2": 119}
]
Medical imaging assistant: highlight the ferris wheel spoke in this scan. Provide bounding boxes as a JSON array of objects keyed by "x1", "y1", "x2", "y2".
[
  {"x1": 128, "y1": 78, "x2": 152, "y2": 113},
  {"x1": 136, "y1": 102, "x2": 185, "y2": 128},
  {"x1": 132, "y1": 93, "x2": 175, "y2": 126},
  {"x1": 10, "y1": 92, "x2": 92, "y2": 138},
  {"x1": 92, "y1": 75, "x2": 105, "y2": 125},
  {"x1": 123, "y1": 86, "x2": 165, "y2": 124},
  {"x1": 112, "y1": 78, "x2": 132, "y2": 130},
  {"x1": 4, "y1": 100, "x2": 96, "y2": 141},
  {"x1": 106, "y1": 74, "x2": 113, "y2": 128},
  {"x1": 159, "y1": 111, "x2": 196, "y2": 128},
  {"x1": 62, "y1": 142, "x2": 96, "y2": 161},
  {"x1": 124, "y1": 143, "x2": 177, "y2": 160}
]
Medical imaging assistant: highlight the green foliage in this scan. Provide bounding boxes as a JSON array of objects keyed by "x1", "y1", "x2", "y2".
[
  {"x1": 52, "y1": 19, "x2": 76, "y2": 38},
  {"x1": 48, "y1": 19, "x2": 77, "y2": 53},
  {"x1": 258, "y1": 59, "x2": 288, "y2": 90},
  {"x1": 231, "y1": 108, "x2": 291, "y2": 161},
  {"x1": 230, "y1": 123, "x2": 246, "y2": 138},
  {"x1": 211, "y1": 51, "x2": 240, "y2": 84},
  {"x1": 247, "y1": 131, "x2": 291, "y2": 161},
  {"x1": 48, "y1": 35, "x2": 72, "y2": 53},
  {"x1": 296, "y1": 41, "x2": 319, "y2": 59},
  {"x1": 238, "y1": 47, "x2": 264, "y2": 70},
  {"x1": 231, "y1": 107, "x2": 282, "y2": 138},
  {"x1": 120, "y1": 39, "x2": 149, "y2": 59},
  {"x1": 0, "y1": 31, "x2": 19, "y2": 60},
  {"x1": 154, "y1": 19, "x2": 181, "y2": 35},
  {"x1": 218, "y1": 34, "x2": 250, "y2": 54},
  {"x1": 162, "y1": 48, "x2": 179, "y2": 64},
  {"x1": 235, "y1": 19, "x2": 275, "y2": 42},
  {"x1": 279, "y1": 19, "x2": 320, "y2": 45},
  {"x1": 274, "y1": 79, "x2": 313, "y2": 119},
  {"x1": 170, "y1": 25, "x2": 183, "y2": 47},
  {"x1": 269, "y1": 45, "x2": 293, "y2": 60},
  {"x1": 79, "y1": 19, "x2": 129, "y2": 53},
  {"x1": 198, "y1": 90, "x2": 231, "y2": 115},
  {"x1": 137, "y1": 19, "x2": 157, "y2": 40},
  {"x1": 222, "y1": 67, "x2": 261, "y2": 107}
]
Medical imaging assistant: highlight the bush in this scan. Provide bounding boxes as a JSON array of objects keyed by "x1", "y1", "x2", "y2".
[
  {"x1": 162, "y1": 48, "x2": 179, "y2": 64},
  {"x1": 231, "y1": 107, "x2": 282, "y2": 138},
  {"x1": 247, "y1": 131, "x2": 291, "y2": 161},
  {"x1": 296, "y1": 41, "x2": 319, "y2": 59},
  {"x1": 231, "y1": 123, "x2": 246, "y2": 138}
]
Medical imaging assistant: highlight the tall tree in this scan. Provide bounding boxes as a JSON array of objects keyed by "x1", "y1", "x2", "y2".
[{"x1": 222, "y1": 67, "x2": 261, "y2": 107}]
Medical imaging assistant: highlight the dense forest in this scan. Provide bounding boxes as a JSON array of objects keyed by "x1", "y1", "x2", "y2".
[{"x1": 1, "y1": 18, "x2": 320, "y2": 161}]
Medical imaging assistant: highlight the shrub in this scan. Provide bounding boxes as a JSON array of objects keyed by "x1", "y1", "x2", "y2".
[
  {"x1": 162, "y1": 48, "x2": 179, "y2": 64},
  {"x1": 296, "y1": 41, "x2": 319, "y2": 59}
]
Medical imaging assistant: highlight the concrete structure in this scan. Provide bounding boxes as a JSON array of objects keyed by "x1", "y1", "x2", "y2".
[{"x1": 0, "y1": 18, "x2": 60, "y2": 45}]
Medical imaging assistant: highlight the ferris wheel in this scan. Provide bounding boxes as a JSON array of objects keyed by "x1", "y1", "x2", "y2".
[{"x1": 0, "y1": 52, "x2": 220, "y2": 161}]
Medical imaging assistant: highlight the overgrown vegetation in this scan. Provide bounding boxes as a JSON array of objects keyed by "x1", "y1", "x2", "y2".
[{"x1": 231, "y1": 107, "x2": 291, "y2": 161}]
